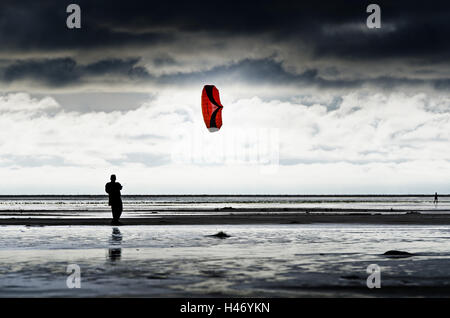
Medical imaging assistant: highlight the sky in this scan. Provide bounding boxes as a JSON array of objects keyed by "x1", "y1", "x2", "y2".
[{"x1": 0, "y1": 0, "x2": 449, "y2": 194}]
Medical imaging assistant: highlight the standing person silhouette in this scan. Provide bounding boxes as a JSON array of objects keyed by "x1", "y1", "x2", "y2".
[
  {"x1": 434, "y1": 192, "x2": 438, "y2": 207},
  {"x1": 105, "y1": 174, "x2": 123, "y2": 225}
]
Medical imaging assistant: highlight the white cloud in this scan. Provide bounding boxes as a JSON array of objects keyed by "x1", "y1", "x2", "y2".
[
  {"x1": 0, "y1": 90, "x2": 449, "y2": 194},
  {"x1": 0, "y1": 93, "x2": 59, "y2": 112}
]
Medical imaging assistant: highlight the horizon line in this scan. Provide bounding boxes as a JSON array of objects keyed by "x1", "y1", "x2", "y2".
[{"x1": 0, "y1": 194, "x2": 446, "y2": 197}]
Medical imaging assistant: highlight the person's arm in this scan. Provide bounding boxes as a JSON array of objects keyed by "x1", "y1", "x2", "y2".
[
  {"x1": 105, "y1": 183, "x2": 110, "y2": 194},
  {"x1": 118, "y1": 183, "x2": 123, "y2": 190}
]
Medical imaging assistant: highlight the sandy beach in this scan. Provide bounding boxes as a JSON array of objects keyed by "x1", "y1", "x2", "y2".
[
  {"x1": 3, "y1": 223, "x2": 450, "y2": 297},
  {"x1": 2, "y1": 210, "x2": 450, "y2": 226},
  {"x1": 3, "y1": 196, "x2": 450, "y2": 298}
]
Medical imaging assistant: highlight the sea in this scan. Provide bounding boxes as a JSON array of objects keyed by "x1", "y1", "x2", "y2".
[
  {"x1": 1, "y1": 195, "x2": 450, "y2": 297},
  {"x1": 0, "y1": 195, "x2": 448, "y2": 218}
]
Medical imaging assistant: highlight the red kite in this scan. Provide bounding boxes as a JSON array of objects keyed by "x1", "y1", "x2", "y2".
[{"x1": 201, "y1": 85, "x2": 224, "y2": 132}]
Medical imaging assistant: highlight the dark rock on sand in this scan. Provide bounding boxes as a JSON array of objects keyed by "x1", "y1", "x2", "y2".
[
  {"x1": 146, "y1": 275, "x2": 168, "y2": 279},
  {"x1": 340, "y1": 275, "x2": 360, "y2": 280},
  {"x1": 383, "y1": 250, "x2": 414, "y2": 257},
  {"x1": 206, "y1": 231, "x2": 231, "y2": 238}
]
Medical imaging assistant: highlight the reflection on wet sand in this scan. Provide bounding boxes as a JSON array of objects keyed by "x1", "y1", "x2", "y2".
[
  {"x1": 108, "y1": 227, "x2": 122, "y2": 261},
  {"x1": 3, "y1": 224, "x2": 450, "y2": 297}
]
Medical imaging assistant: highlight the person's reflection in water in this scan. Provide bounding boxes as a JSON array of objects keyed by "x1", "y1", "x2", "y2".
[{"x1": 108, "y1": 227, "x2": 122, "y2": 261}]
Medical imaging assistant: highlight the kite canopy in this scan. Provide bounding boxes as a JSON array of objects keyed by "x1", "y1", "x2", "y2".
[{"x1": 201, "y1": 85, "x2": 224, "y2": 132}]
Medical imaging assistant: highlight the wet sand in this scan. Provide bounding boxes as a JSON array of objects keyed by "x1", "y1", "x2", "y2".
[
  {"x1": 3, "y1": 223, "x2": 450, "y2": 297},
  {"x1": 2, "y1": 210, "x2": 450, "y2": 226}
]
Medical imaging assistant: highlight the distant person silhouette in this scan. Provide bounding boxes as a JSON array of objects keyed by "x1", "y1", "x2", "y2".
[
  {"x1": 434, "y1": 192, "x2": 438, "y2": 207},
  {"x1": 105, "y1": 174, "x2": 123, "y2": 225}
]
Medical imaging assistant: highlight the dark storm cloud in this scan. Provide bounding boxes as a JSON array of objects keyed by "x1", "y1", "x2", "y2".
[
  {"x1": 0, "y1": 0, "x2": 173, "y2": 50},
  {"x1": 434, "y1": 79, "x2": 450, "y2": 90},
  {"x1": 83, "y1": 58, "x2": 149, "y2": 78},
  {"x1": 3, "y1": 58, "x2": 78, "y2": 86},
  {"x1": 2, "y1": 57, "x2": 150, "y2": 86},
  {"x1": 2, "y1": 56, "x2": 450, "y2": 91},
  {"x1": 1, "y1": 0, "x2": 449, "y2": 56},
  {"x1": 0, "y1": 0, "x2": 449, "y2": 89},
  {"x1": 158, "y1": 59, "x2": 450, "y2": 90},
  {"x1": 156, "y1": 59, "x2": 358, "y2": 87}
]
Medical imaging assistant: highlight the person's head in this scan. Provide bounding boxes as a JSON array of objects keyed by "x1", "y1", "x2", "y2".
[{"x1": 110, "y1": 174, "x2": 116, "y2": 182}]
